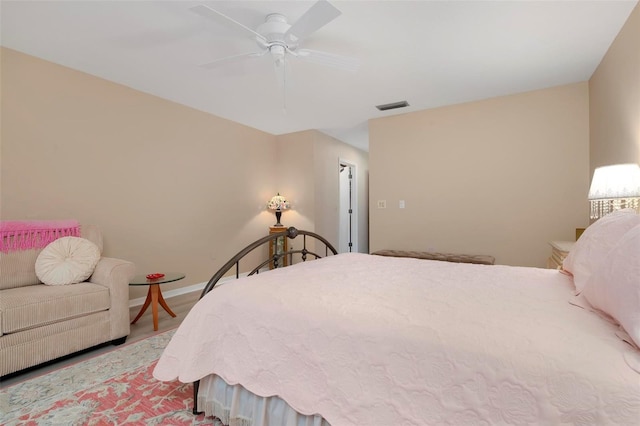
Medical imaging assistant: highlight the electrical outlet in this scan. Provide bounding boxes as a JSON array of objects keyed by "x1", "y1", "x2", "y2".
[
  {"x1": 377, "y1": 200, "x2": 387, "y2": 209},
  {"x1": 399, "y1": 200, "x2": 405, "y2": 209}
]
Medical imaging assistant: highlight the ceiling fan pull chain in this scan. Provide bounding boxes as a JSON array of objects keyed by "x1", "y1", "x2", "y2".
[{"x1": 282, "y1": 56, "x2": 288, "y2": 114}]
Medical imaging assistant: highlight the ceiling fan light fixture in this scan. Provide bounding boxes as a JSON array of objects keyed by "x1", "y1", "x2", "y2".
[{"x1": 270, "y1": 45, "x2": 286, "y2": 66}]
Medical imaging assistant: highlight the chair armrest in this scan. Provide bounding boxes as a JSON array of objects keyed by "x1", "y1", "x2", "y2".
[{"x1": 90, "y1": 257, "x2": 136, "y2": 339}]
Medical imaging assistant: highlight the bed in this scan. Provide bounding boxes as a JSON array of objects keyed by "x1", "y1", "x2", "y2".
[{"x1": 154, "y1": 214, "x2": 640, "y2": 425}]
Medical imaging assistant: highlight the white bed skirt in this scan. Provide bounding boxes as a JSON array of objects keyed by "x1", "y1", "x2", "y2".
[{"x1": 198, "y1": 374, "x2": 330, "y2": 426}]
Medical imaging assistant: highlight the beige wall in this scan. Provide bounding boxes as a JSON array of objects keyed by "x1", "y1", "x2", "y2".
[
  {"x1": 1, "y1": 47, "x2": 278, "y2": 299},
  {"x1": 14, "y1": 1, "x2": 637, "y2": 286},
  {"x1": 1, "y1": 47, "x2": 370, "y2": 300},
  {"x1": 369, "y1": 83, "x2": 590, "y2": 267},
  {"x1": 589, "y1": 2, "x2": 640, "y2": 172},
  {"x1": 275, "y1": 130, "x2": 369, "y2": 253},
  {"x1": 274, "y1": 131, "x2": 316, "y2": 232}
]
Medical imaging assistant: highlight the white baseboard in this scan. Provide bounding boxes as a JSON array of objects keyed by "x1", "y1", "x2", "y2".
[{"x1": 128, "y1": 273, "x2": 250, "y2": 308}]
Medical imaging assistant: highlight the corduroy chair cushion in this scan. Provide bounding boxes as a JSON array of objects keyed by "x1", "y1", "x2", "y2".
[{"x1": 0, "y1": 282, "x2": 110, "y2": 335}]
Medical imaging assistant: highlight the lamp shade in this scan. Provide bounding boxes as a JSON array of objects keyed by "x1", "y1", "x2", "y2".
[
  {"x1": 267, "y1": 193, "x2": 290, "y2": 211},
  {"x1": 588, "y1": 163, "x2": 640, "y2": 219}
]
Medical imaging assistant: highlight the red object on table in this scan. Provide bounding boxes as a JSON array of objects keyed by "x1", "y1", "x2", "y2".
[{"x1": 146, "y1": 273, "x2": 165, "y2": 280}]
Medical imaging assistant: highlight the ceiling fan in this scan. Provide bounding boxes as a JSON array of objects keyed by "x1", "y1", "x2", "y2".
[{"x1": 191, "y1": 0, "x2": 358, "y2": 106}]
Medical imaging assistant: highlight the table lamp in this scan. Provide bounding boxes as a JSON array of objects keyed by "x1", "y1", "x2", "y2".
[
  {"x1": 588, "y1": 163, "x2": 640, "y2": 219},
  {"x1": 267, "y1": 193, "x2": 290, "y2": 226}
]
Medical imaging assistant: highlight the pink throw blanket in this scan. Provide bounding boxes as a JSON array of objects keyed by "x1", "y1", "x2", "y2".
[{"x1": 0, "y1": 220, "x2": 80, "y2": 253}]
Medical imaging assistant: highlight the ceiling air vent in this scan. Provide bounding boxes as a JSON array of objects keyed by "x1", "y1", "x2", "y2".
[{"x1": 375, "y1": 100, "x2": 410, "y2": 111}]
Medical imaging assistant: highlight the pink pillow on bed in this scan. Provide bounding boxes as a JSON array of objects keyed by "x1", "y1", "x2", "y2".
[
  {"x1": 582, "y1": 224, "x2": 640, "y2": 347},
  {"x1": 563, "y1": 209, "x2": 640, "y2": 293}
]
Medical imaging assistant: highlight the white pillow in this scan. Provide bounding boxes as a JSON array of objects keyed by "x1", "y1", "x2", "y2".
[
  {"x1": 563, "y1": 209, "x2": 640, "y2": 293},
  {"x1": 35, "y1": 236, "x2": 101, "y2": 285},
  {"x1": 582, "y1": 224, "x2": 640, "y2": 347}
]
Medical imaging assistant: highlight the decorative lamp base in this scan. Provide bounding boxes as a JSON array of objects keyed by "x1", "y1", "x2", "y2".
[{"x1": 274, "y1": 210, "x2": 283, "y2": 227}]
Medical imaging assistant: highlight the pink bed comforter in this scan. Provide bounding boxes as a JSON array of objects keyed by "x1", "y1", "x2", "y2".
[{"x1": 154, "y1": 253, "x2": 640, "y2": 425}]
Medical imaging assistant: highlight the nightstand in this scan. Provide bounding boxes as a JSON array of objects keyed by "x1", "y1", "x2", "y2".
[
  {"x1": 547, "y1": 241, "x2": 575, "y2": 270},
  {"x1": 269, "y1": 226, "x2": 288, "y2": 269}
]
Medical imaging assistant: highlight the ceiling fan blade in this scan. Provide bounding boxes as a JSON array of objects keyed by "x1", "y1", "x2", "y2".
[
  {"x1": 190, "y1": 4, "x2": 266, "y2": 42},
  {"x1": 200, "y1": 51, "x2": 266, "y2": 69},
  {"x1": 284, "y1": 0, "x2": 341, "y2": 42},
  {"x1": 295, "y1": 49, "x2": 359, "y2": 73}
]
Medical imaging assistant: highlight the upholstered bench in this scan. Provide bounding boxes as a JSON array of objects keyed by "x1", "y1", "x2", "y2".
[{"x1": 372, "y1": 249, "x2": 495, "y2": 265}]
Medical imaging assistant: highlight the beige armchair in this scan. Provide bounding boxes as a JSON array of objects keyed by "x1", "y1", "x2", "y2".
[{"x1": 0, "y1": 225, "x2": 135, "y2": 376}]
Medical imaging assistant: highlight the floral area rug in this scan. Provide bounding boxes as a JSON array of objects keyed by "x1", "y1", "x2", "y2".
[{"x1": 0, "y1": 329, "x2": 223, "y2": 425}]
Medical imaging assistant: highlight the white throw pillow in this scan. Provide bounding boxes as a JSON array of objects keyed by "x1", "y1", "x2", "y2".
[
  {"x1": 582, "y1": 224, "x2": 640, "y2": 348},
  {"x1": 35, "y1": 236, "x2": 101, "y2": 285},
  {"x1": 563, "y1": 209, "x2": 640, "y2": 293}
]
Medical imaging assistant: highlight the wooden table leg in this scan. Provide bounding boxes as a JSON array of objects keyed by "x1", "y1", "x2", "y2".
[
  {"x1": 151, "y1": 284, "x2": 159, "y2": 331},
  {"x1": 158, "y1": 286, "x2": 177, "y2": 318},
  {"x1": 131, "y1": 286, "x2": 152, "y2": 325},
  {"x1": 131, "y1": 283, "x2": 176, "y2": 332}
]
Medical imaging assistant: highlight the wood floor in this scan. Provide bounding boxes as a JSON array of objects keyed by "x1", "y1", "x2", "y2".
[
  {"x1": 127, "y1": 291, "x2": 200, "y2": 341},
  {"x1": 0, "y1": 291, "x2": 200, "y2": 388}
]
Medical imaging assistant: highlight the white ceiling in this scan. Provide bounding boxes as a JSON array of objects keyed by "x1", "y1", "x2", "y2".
[{"x1": 1, "y1": 1, "x2": 637, "y2": 151}]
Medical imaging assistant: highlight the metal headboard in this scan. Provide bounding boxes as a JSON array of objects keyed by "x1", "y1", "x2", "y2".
[
  {"x1": 199, "y1": 226, "x2": 338, "y2": 298},
  {"x1": 192, "y1": 226, "x2": 338, "y2": 414}
]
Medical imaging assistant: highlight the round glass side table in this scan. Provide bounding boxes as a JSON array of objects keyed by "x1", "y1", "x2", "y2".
[{"x1": 130, "y1": 272, "x2": 185, "y2": 331}]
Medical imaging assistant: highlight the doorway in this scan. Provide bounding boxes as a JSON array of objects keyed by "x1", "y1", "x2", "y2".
[{"x1": 339, "y1": 160, "x2": 357, "y2": 253}]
